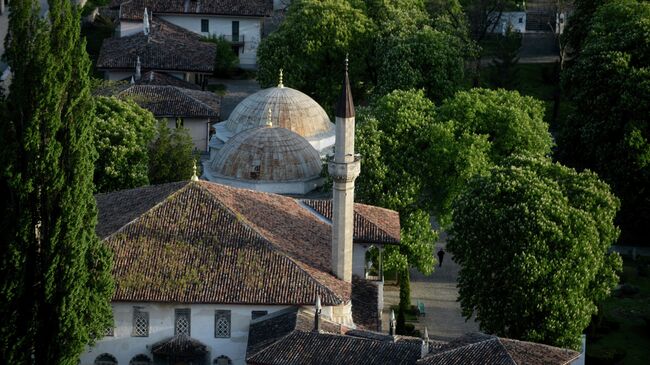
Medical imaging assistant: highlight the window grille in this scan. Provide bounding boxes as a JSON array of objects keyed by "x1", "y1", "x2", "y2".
[
  {"x1": 132, "y1": 308, "x2": 149, "y2": 337},
  {"x1": 214, "y1": 310, "x2": 231, "y2": 338},
  {"x1": 105, "y1": 325, "x2": 114, "y2": 337},
  {"x1": 175, "y1": 308, "x2": 191, "y2": 336},
  {"x1": 95, "y1": 353, "x2": 117, "y2": 365},
  {"x1": 251, "y1": 310, "x2": 268, "y2": 320},
  {"x1": 129, "y1": 354, "x2": 152, "y2": 365},
  {"x1": 201, "y1": 19, "x2": 209, "y2": 33},
  {"x1": 214, "y1": 355, "x2": 232, "y2": 365}
]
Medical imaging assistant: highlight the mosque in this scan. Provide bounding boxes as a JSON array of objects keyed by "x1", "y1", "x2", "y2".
[{"x1": 202, "y1": 71, "x2": 335, "y2": 195}]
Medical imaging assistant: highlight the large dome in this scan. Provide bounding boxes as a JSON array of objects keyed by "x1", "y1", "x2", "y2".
[
  {"x1": 205, "y1": 126, "x2": 323, "y2": 194},
  {"x1": 224, "y1": 86, "x2": 334, "y2": 138}
]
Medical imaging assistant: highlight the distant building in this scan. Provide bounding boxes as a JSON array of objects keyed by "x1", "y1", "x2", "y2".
[{"x1": 115, "y1": 0, "x2": 272, "y2": 68}]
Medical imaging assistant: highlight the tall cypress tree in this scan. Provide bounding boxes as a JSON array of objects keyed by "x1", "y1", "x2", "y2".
[{"x1": 0, "y1": 1, "x2": 114, "y2": 364}]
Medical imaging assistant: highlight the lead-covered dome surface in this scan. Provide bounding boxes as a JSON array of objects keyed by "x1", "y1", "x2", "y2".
[
  {"x1": 210, "y1": 127, "x2": 323, "y2": 182},
  {"x1": 224, "y1": 86, "x2": 334, "y2": 138}
]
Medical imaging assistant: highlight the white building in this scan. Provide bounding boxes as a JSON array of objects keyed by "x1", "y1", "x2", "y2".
[
  {"x1": 489, "y1": 11, "x2": 527, "y2": 34},
  {"x1": 117, "y1": 0, "x2": 272, "y2": 68}
]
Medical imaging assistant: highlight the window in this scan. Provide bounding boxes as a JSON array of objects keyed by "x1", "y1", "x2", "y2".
[
  {"x1": 518, "y1": 17, "x2": 523, "y2": 23},
  {"x1": 95, "y1": 353, "x2": 118, "y2": 365},
  {"x1": 232, "y1": 21, "x2": 239, "y2": 42},
  {"x1": 132, "y1": 308, "x2": 149, "y2": 337},
  {"x1": 129, "y1": 354, "x2": 152, "y2": 365},
  {"x1": 201, "y1": 19, "x2": 209, "y2": 33},
  {"x1": 251, "y1": 310, "x2": 268, "y2": 320},
  {"x1": 175, "y1": 308, "x2": 191, "y2": 336},
  {"x1": 214, "y1": 310, "x2": 231, "y2": 338},
  {"x1": 214, "y1": 355, "x2": 232, "y2": 365},
  {"x1": 105, "y1": 325, "x2": 114, "y2": 337}
]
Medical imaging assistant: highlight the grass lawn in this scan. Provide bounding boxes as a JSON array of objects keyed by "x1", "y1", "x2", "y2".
[{"x1": 586, "y1": 257, "x2": 650, "y2": 364}]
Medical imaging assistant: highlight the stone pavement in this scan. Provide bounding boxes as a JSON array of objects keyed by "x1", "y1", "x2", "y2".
[{"x1": 382, "y1": 239, "x2": 479, "y2": 341}]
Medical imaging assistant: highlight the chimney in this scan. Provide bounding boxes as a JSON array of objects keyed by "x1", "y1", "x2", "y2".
[
  {"x1": 421, "y1": 327, "x2": 430, "y2": 358},
  {"x1": 328, "y1": 56, "x2": 360, "y2": 283},
  {"x1": 313, "y1": 294, "x2": 322, "y2": 333},
  {"x1": 135, "y1": 56, "x2": 141, "y2": 81},
  {"x1": 389, "y1": 310, "x2": 396, "y2": 336},
  {"x1": 143, "y1": 8, "x2": 150, "y2": 35}
]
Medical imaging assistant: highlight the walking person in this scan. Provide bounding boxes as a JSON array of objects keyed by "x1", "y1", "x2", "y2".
[{"x1": 437, "y1": 248, "x2": 445, "y2": 267}]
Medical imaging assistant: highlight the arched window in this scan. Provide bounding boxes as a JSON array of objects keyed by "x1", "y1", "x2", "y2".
[
  {"x1": 95, "y1": 353, "x2": 118, "y2": 365},
  {"x1": 214, "y1": 355, "x2": 232, "y2": 365},
  {"x1": 129, "y1": 354, "x2": 151, "y2": 365}
]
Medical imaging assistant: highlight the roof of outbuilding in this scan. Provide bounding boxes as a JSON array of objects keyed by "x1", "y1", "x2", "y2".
[
  {"x1": 95, "y1": 181, "x2": 401, "y2": 306},
  {"x1": 302, "y1": 199, "x2": 401, "y2": 244},
  {"x1": 133, "y1": 71, "x2": 202, "y2": 89},
  {"x1": 116, "y1": 84, "x2": 221, "y2": 118},
  {"x1": 97, "y1": 17, "x2": 215, "y2": 73},
  {"x1": 119, "y1": 0, "x2": 273, "y2": 20},
  {"x1": 417, "y1": 333, "x2": 581, "y2": 365},
  {"x1": 246, "y1": 307, "x2": 424, "y2": 365},
  {"x1": 209, "y1": 126, "x2": 322, "y2": 182}
]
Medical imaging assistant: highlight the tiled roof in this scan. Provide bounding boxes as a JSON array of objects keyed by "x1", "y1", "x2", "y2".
[
  {"x1": 100, "y1": 182, "x2": 349, "y2": 305},
  {"x1": 351, "y1": 277, "x2": 381, "y2": 331},
  {"x1": 417, "y1": 333, "x2": 581, "y2": 365},
  {"x1": 302, "y1": 199, "x2": 401, "y2": 244},
  {"x1": 133, "y1": 71, "x2": 202, "y2": 89},
  {"x1": 247, "y1": 308, "x2": 424, "y2": 365},
  {"x1": 97, "y1": 17, "x2": 215, "y2": 73},
  {"x1": 120, "y1": 0, "x2": 273, "y2": 20},
  {"x1": 151, "y1": 334, "x2": 208, "y2": 356},
  {"x1": 117, "y1": 85, "x2": 220, "y2": 118}
]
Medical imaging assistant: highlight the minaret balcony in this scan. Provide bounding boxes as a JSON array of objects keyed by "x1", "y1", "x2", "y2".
[{"x1": 327, "y1": 156, "x2": 361, "y2": 182}]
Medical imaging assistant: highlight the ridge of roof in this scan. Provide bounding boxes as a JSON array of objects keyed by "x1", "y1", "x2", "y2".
[{"x1": 117, "y1": 85, "x2": 220, "y2": 118}]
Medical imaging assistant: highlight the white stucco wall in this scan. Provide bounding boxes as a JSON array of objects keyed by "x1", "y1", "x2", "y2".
[
  {"x1": 489, "y1": 11, "x2": 526, "y2": 34},
  {"x1": 119, "y1": 20, "x2": 144, "y2": 37},
  {"x1": 159, "y1": 15, "x2": 261, "y2": 67},
  {"x1": 104, "y1": 71, "x2": 134, "y2": 81},
  {"x1": 79, "y1": 302, "x2": 290, "y2": 365},
  {"x1": 166, "y1": 118, "x2": 211, "y2": 152}
]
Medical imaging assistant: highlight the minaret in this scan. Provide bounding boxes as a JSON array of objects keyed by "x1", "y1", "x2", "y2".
[{"x1": 328, "y1": 57, "x2": 360, "y2": 283}]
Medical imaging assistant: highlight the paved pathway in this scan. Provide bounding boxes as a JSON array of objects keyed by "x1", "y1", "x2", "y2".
[{"x1": 382, "y1": 238, "x2": 479, "y2": 341}]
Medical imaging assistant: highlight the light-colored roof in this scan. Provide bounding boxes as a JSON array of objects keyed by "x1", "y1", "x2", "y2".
[
  {"x1": 224, "y1": 86, "x2": 334, "y2": 138},
  {"x1": 209, "y1": 126, "x2": 322, "y2": 182}
]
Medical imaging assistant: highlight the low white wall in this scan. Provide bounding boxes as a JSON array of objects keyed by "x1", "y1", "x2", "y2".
[
  {"x1": 119, "y1": 20, "x2": 144, "y2": 37},
  {"x1": 159, "y1": 15, "x2": 261, "y2": 67},
  {"x1": 105, "y1": 71, "x2": 133, "y2": 81},
  {"x1": 202, "y1": 164, "x2": 324, "y2": 195},
  {"x1": 79, "y1": 302, "x2": 290, "y2": 365},
  {"x1": 165, "y1": 118, "x2": 210, "y2": 152}
]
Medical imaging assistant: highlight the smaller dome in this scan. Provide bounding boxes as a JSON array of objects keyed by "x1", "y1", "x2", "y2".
[{"x1": 209, "y1": 127, "x2": 323, "y2": 184}]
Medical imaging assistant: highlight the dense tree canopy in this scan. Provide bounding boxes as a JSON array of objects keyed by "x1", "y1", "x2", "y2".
[
  {"x1": 448, "y1": 155, "x2": 622, "y2": 349},
  {"x1": 93, "y1": 96, "x2": 156, "y2": 193},
  {"x1": 559, "y1": 0, "x2": 650, "y2": 244},
  {"x1": 437, "y1": 88, "x2": 553, "y2": 163},
  {"x1": 0, "y1": 0, "x2": 114, "y2": 363},
  {"x1": 148, "y1": 120, "x2": 197, "y2": 184}
]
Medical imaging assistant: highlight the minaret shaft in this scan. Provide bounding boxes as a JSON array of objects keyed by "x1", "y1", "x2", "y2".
[{"x1": 329, "y1": 61, "x2": 360, "y2": 283}]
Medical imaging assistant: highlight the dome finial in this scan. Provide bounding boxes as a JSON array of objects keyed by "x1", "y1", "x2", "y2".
[
  {"x1": 345, "y1": 53, "x2": 349, "y2": 73},
  {"x1": 278, "y1": 69, "x2": 284, "y2": 88},
  {"x1": 266, "y1": 108, "x2": 273, "y2": 127},
  {"x1": 191, "y1": 161, "x2": 199, "y2": 181}
]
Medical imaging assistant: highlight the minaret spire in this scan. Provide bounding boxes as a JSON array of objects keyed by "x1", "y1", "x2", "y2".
[{"x1": 328, "y1": 56, "x2": 360, "y2": 283}]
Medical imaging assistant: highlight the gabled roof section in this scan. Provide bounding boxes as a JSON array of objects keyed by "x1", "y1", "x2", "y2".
[
  {"x1": 302, "y1": 199, "x2": 400, "y2": 244},
  {"x1": 134, "y1": 71, "x2": 202, "y2": 89},
  {"x1": 417, "y1": 333, "x2": 581, "y2": 365},
  {"x1": 120, "y1": 0, "x2": 273, "y2": 20},
  {"x1": 97, "y1": 17, "x2": 216, "y2": 73},
  {"x1": 100, "y1": 182, "x2": 348, "y2": 305},
  {"x1": 247, "y1": 308, "x2": 423, "y2": 365},
  {"x1": 117, "y1": 85, "x2": 220, "y2": 118}
]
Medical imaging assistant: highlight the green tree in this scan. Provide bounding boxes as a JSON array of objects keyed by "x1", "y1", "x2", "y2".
[
  {"x1": 148, "y1": 120, "x2": 197, "y2": 184},
  {"x1": 0, "y1": 1, "x2": 114, "y2": 363},
  {"x1": 203, "y1": 35, "x2": 239, "y2": 77},
  {"x1": 563, "y1": 0, "x2": 609, "y2": 57},
  {"x1": 559, "y1": 0, "x2": 650, "y2": 244},
  {"x1": 93, "y1": 96, "x2": 156, "y2": 193},
  {"x1": 438, "y1": 88, "x2": 553, "y2": 163},
  {"x1": 448, "y1": 155, "x2": 622, "y2": 349},
  {"x1": 489, "y1": 26, "x2": 521, "y2": 89},
  {"x1": 257, "y1": 0, "x2": 375, "y2": 109}
]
